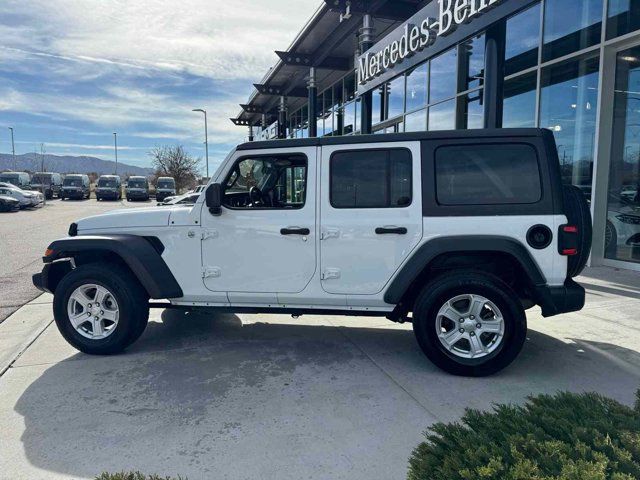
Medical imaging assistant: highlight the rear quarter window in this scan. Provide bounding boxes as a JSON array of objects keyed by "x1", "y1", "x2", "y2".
[{"x1": 435, "y1": 144, "x2": 542, "y2": 205}]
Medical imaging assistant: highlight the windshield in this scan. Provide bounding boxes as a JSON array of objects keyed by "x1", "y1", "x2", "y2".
[
  {"x1": 64, "y1": 177, "x2": 82, "y2": 186},
  {"x1": 0, "y1": 174, "x2": 19, "y2": 186},
  {"x1": 128, "y1": 180, "x2": 147, "y2": 188},
  {"x1": 98, "y1": 178, "x2": 118, "y2": 188},
  {"x1": 157, "y1": 180, "x2": 174, "y2": 189},
  {"x1": 32, "y1": 174, "x2": 52, "y2": 184}
]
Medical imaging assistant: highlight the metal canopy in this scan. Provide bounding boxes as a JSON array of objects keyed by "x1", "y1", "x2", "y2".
[{"x1": 231, "y1": 0, "x2": 428, "y2": 127}]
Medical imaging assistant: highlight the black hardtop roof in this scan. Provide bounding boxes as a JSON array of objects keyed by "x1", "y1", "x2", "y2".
[{"x1": 237, "y1": 128, "x2": 552, "y2": 151}]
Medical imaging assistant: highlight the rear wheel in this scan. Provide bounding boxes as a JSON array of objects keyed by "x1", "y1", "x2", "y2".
[
  {"x1": 53, "y1": 263, "x2": 149, "y2": 355},
  {"x1": 412, "y1": 271, "x2": 527, "y2": 377}
]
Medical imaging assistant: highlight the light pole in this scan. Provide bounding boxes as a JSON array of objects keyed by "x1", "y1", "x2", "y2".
[
  {"x1": 192, "y1": 109, "x2": 209, "y2": 179},
  {"x1": 8, "y1": 127, "x2": 15, "y2": 170},
  {"x1": 113, "y1": 132, "x2": 118, "y2": 175}
]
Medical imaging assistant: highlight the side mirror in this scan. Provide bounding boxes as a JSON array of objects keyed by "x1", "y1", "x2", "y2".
[{"x1": 205, "y1": 183, "x2": 222, "y2": 216}]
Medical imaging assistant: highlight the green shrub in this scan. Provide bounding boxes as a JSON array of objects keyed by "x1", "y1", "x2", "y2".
[
  {"x1": 408, "y1": 390, "x2": 640, "y2": 480},
  {"x1": 96, "y1": 472, "x2": 185, "y2": 480}
]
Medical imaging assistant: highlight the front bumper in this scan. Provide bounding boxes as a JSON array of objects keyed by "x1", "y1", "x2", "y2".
[
  {"x1": 535, "y1": 278, "x2": 585, "y2": 317},
  {"x1": 156, "y1": 191, "x2": 175, "y2": 201},
  {"x1": 32, "y1": 261, "x2": 73, "y2": 294},
  {"x1": 63, "y1": 189, "x2": 84, "y2": 198},
  {"x1": 127, "y1": 190, "x2": 149, "y2": 199},
  {"x1": 97, "y1": 190, "x2": 119, "y2": 199}
]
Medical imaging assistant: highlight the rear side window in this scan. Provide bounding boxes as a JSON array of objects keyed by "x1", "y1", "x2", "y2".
[
  {"x1": 331, "y1": 149, "x2": 412, "y2": 208},
  {"x1": 435, "y1": 144, "x2": 541, "y2": 205}
]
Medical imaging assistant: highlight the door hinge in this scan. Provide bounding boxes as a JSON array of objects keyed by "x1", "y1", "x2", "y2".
[
  {"x1": 320, "y1": 229, "x2": 340, "y2": 241},
  {"x1": 201, "y1": 229, "x2": 219, "y2": 241},
  {"x1": 202, "y1": 267, "x2": 221, "y2": 278},
  {"x1": 321, "y1": 268, "x2": 341, "y2": 280}
]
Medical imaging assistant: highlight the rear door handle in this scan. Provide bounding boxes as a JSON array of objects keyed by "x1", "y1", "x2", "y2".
[
  {"x1": 375, "y1": 226, "x2": 408, "y2": 235},
  {"x1": 281, "y1": 227, "x2": 310, "y2": 235}
]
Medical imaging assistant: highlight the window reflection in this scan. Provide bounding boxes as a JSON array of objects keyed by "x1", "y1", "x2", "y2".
[
  {"x1": 406, "y1": 63, "x2": 428, "y2": 113},
  {"x1": 404, "y1": 108, "x2": 426, "y2": 132},
  {"x1": 505, "y1": 3, "x2": 541, "y2": 76},
  {"x1": 386, "y1": 75, "x2": 405, "y2": 120},
  {"x1": 458, "y1": 34, "x2": 485, "y2": 92},
  {"x1": 608, "y1": 0, "x2": 640, "y2": 39},
  {"x1": 503, "y1": 72, "x2": 537, "y2": 128},
  {"x1": 429, "y1": 100, "x2": 455, "y2": 131},
  {"x1": 539, "y1": 54, "x2": 600, "y2": 199},
  {"x1": 460, "y1": 90, "x2": 484, "y2": 129},
  {"x1": 373, "y1": 87, "x2": 383, "y2": 125},
  {"x1": 543, "y1": 0, "x2": 603, "y2": 62},
  {"x1": 606, "y1": 47, "x2": 640, "y2": 263},
  {"x1": 430, "y1": 48, "x2": 457, "y2": 103}
]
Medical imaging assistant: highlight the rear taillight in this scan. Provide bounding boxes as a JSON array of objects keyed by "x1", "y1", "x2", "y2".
[{"x1": 559, "y1": 225, "x2": 579, "y2": 256}]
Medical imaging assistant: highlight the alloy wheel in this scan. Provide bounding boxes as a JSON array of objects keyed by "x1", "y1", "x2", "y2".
[
  {"x1": 67, "y1": 284, "x2": 120, "y2": 340},
  {"x1": 435, "y1": 294, "x2": 505, "y2": 359}
]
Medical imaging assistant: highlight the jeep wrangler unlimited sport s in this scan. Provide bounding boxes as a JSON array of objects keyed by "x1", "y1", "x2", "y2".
[{"x1": 33, "y1": 129, "x2": 591, "y2": 376}]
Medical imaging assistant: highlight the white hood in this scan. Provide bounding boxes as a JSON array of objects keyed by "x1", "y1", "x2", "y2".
[{"x1": 77, "y1": 207, "x2": 172, "y2": 231}]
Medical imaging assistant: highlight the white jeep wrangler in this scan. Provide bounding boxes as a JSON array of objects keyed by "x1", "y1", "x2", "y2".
[{"x1": 34, "y1": 129, "x2": 591, "y2": 376}]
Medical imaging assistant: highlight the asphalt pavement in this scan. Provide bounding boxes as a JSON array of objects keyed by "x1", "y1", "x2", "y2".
[{"x1": 0, "y1": 198, "x2": 144, "y2": 323}]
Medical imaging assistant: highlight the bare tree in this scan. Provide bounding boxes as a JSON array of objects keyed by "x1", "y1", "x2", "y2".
[{"x1": 149, "y1": 145, "x2": 200, "y2": 192}]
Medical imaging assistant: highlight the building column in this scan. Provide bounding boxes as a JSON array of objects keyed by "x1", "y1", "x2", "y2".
[
  {"x1": 308, "y1": 67, "x2": 318, "y2": 138},
  {"x1": 359, "y1": 14, "x2": 374, "y2": 134},
  {"x1": 483, "y1": 22, "x2": 506, "y2": 129},
  {"x1": 278, "y1": 96, "x2": 288, "y2": 139},
  {"x1": 248, "y1": 124, "x2": 254, "y2": 142}
]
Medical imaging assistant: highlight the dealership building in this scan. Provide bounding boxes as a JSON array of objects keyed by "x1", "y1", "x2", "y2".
[{"x1": 231, "y1": 0, "x2": 640, "y2": 271}]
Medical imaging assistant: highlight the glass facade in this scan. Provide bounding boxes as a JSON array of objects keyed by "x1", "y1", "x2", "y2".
[
  {"x1": 264, "y1": 0, "x2": 640, "y2": 268},
  {"x1": 606, "y1": 47, "x2": 640, "y2": 263}
]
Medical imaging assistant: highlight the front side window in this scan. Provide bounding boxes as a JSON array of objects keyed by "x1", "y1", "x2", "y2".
[
  {"x1": 330, "y1": 149, "x2": 412, "y2": 208},
  {"x1": 223, "y1": 154, "x2": 307, "y2": 209},
  {"x1": 435, "y1": 144, "x2": 542, "y2": 205}
]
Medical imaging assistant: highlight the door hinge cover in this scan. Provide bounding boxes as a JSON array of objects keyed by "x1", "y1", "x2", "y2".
[
  {"x1": 321, "y1": 268, "x2": 341, "y2": 280},
  {"x1": 321, "y1": 229, "x2": 340, "y2": 241},
  {"x1": 202, "y1": 267, "x2": 221, "y2": 278},
  {"x1": 201, "y1": 229, "x2": 219, "y2": 240}
]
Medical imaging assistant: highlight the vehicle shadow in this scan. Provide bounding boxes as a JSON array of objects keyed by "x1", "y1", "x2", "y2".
[{"x1": 12, "y1": 309, "x2": 640, "y2": 479}]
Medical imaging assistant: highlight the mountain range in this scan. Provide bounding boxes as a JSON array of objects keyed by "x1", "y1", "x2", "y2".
[{"x1": 0, "y1": 153, "x2": 153, "y2": 176}]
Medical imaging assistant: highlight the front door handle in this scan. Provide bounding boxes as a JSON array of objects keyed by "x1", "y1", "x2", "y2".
[
  {"x1": 375, "y1": 226, "x2": 408, "y2": 235},
  {"x1": 281, "y1": 227, "x2": 310, "y2": 236}
]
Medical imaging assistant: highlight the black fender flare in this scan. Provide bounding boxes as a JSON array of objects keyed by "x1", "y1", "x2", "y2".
[
  {"x1": 40, "y1": 235, "x2": 183, "y2": 299},
  {"x1": 383, "y1": 235, "x2": 546, "y2": 304}
]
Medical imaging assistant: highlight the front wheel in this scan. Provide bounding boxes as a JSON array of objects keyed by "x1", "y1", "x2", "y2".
[
  {"x1": 53, "y1": 263, "x2": 149, "y2": 355},
  {"x1": 412, "y1": 271, "x2": 527, "y2": 377}
]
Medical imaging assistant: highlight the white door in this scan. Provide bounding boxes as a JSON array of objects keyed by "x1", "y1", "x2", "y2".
[
  {"x1": 201, "y1": 147, "x2": 317, "y2": 297},
  {"x1": 319, "y1": 142, "x2": 423, "y2": 295}
]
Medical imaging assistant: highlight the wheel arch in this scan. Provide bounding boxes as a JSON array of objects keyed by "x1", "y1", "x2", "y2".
[
  {"x1": 384, "y1": 236, "x2": 547, "y2": 311},
  {"x1": 39, "y1": 235, "x2": 183, "y2": 299}
]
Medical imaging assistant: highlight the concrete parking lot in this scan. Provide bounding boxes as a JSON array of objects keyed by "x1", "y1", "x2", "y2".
[
  {"x1": 0, "y1": 198, "x2": 150, "y2": 323},
  {"x1": 0, "y1": 263, "x2": 639, "y2": 479}
]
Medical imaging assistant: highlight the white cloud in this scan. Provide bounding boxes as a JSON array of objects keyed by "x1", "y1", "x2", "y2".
[
  {"x1": 1, "y1": 0, "x2": 320, "y2": 80},
  {"x1": 0, "y1": 0, "x2": 321, "y2": 168}
]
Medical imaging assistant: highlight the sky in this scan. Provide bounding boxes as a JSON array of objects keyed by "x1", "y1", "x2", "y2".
[{"x1": 0, "y1": 0, "x2": 320, "y2": 173}]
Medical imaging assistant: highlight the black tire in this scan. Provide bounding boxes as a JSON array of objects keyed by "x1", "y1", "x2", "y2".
[
  {"x1": 562, "y1": 185, "x2": 592, "y2": 277},
  {"x1": 53, "y1": 263, "x2": 149, "y2": 355},
  {"x1": 412, "y1": 271, "x2": 527, "y2": 377}
]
